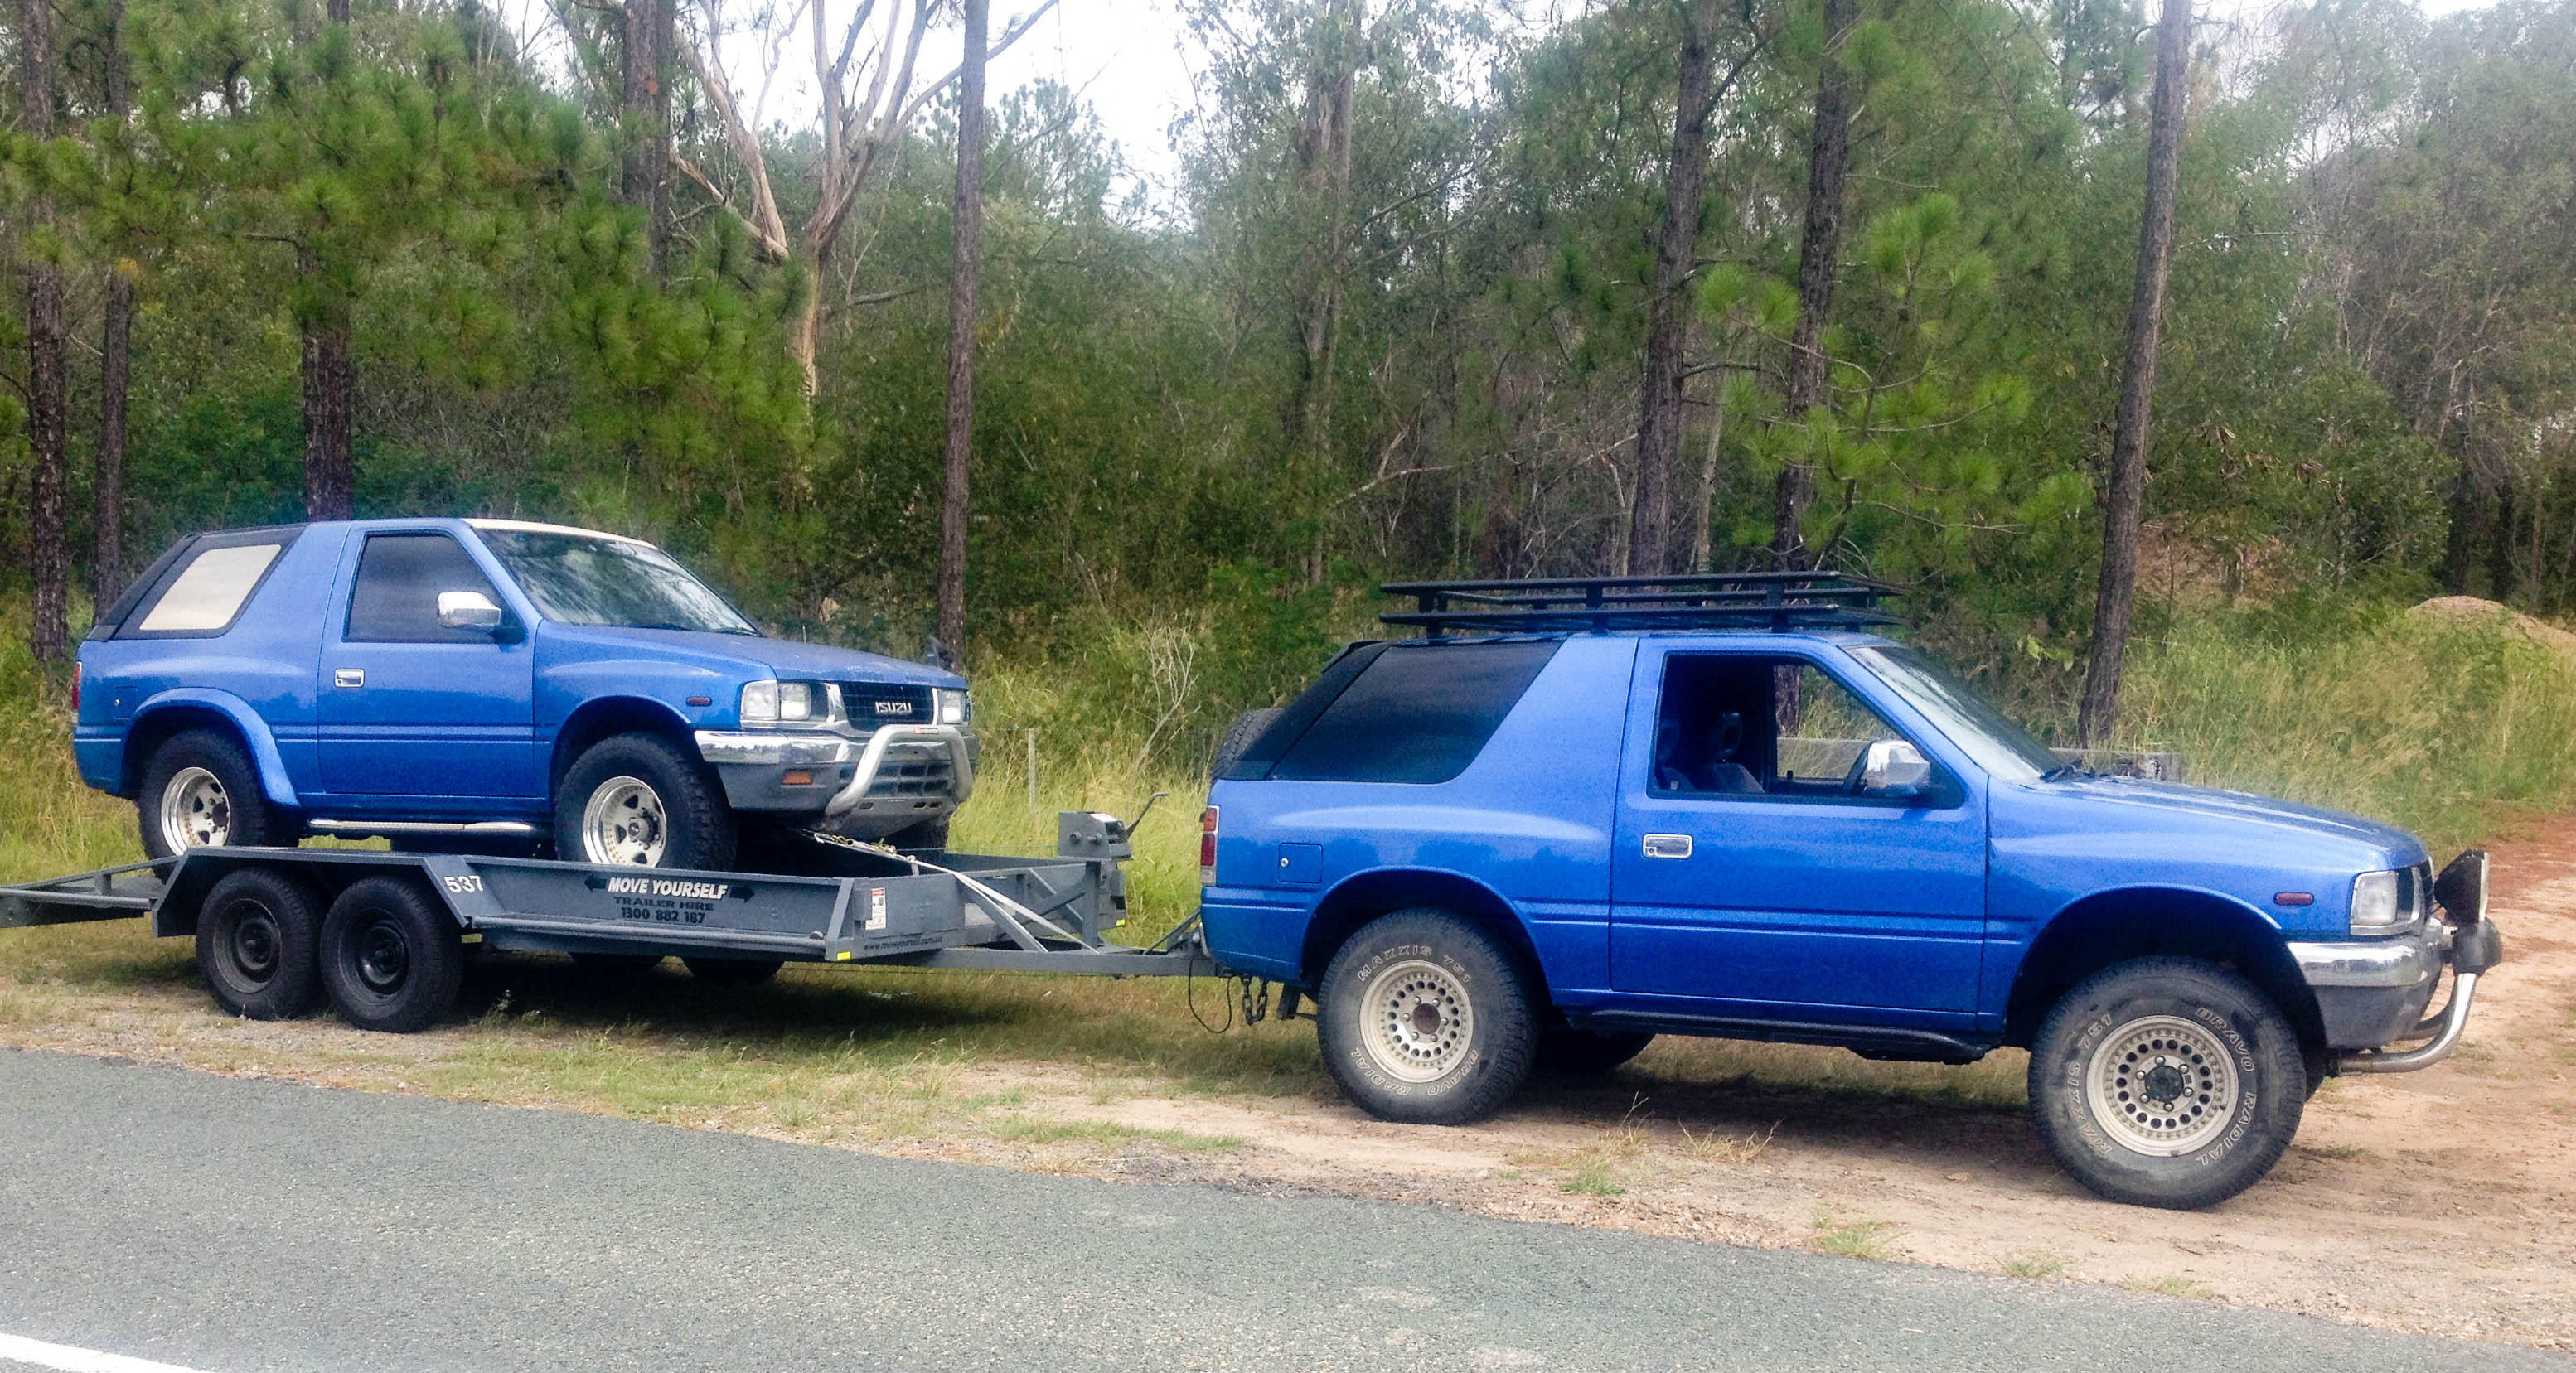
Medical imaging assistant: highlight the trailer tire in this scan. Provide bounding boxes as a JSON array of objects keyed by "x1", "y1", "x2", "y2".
[
  {"x1": 2028, "y1": 956, "x2": 2307, "y2": 1210},
  {"x1": 320, "y1": 876, "x2": 464, "y2": 1034},
  {"x1": 1211, "y1": 708, "x2": 1283, "y2": 778},
  {"x1": 557, "y1": 732, "x2": 738, "y2": 871},
  {"x1": 1316, "y1": 909, "x2": 1537, "y2": 1126},
  {"x1": 196, "y1": 868, "x2": 325, "y2": 1020},
  {"x1": 685, "y1": 956, "x2": 783, "y2": 988},
  {"x1": 138, "y1": 728, "x2": 288, "y2": 860},
  {"x1": 1536, "y1": 1026, "x2": 1656, "y2": 1077}
]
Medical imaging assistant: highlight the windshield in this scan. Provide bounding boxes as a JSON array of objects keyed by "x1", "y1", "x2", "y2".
[
  {"x1": 1848, "y1": 644, "x2": 2065, "y2": 784},
  {"x1": 476, "y1": 529, "x2": 758, "y2": 635}
]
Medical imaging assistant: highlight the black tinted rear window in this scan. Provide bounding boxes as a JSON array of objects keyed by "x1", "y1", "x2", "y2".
[{"x1": 1267, "y1": 641, "x2": 1559, "y2": 785}]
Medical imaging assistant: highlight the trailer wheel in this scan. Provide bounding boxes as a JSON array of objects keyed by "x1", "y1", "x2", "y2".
[
  {"x1": 685, "y1": 956, "x2": 783, "y2": 988},
  {"x1": 196, "y1": 868, "x2": 325, "y2": 1020},
  {"x1": 1535, "y1": 1026, "x2": 1655, "y2": 1077},
  {"x1": 320, "y1": 877, "x2": 464, "y2": 1034},
  {"x1": 1316, "y1": 909, "x2": 1537, "y2": 1125},
  {"x1": 2028, "y1": 956, "x2": 2307, "y2": 1210},
  {"x1": 556, "y1": 732, "x2": 737, "y2": 871},
  {"x1": 138, "y1": 728, "x2": 288, "y2": 860}
]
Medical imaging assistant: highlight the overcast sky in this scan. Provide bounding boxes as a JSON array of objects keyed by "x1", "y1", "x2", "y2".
[{"x1": 511, "y1": 0, "x2": 2511, "y2": 215}]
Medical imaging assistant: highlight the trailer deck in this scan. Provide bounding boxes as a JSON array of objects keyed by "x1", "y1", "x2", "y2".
[{"x1": 0, "y1": 812, "x2": 1222, "y2": 1031}]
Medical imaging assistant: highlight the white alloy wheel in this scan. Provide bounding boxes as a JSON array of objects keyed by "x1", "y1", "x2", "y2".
[
  {"x1": 159, "y1": 766, "x2": 232, "y2": 853},
  {"x1": 581, "y1": 775, "x2": 669, "y2": 866},
  {"x1": 1360, "y1": 957, "x2": 1477, "y2": 1084},
  {"x1": 2083, "y1": 1013, "x2": 2244, "y2": 1156}
]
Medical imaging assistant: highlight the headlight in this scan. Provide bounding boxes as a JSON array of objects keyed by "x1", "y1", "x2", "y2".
[
  {"x1": 936, "y1": 689, "x2": 971, "y2": 725},
  {"x1": 2349, "y1": 869, "x2": 2414, "y2": 935},
  {"x1": 741, "y1": 679, "x2": 829, "y2": 727}
]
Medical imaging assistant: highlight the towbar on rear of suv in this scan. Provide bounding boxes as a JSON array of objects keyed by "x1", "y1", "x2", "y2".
[{"x1": 2288, "y1": 849, "x2": 2505, "y2": 1076}]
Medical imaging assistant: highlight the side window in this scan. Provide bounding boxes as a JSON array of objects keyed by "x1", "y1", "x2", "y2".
[
  {"x1": 133, "y1": 542, "x2": 283, "y2": 635},
  {"x1": 1652, "y1": 655, "x2": 1944, "y2": 804},
  {"x1": 346, "y1": 534, "x2": 504, "y2": 644},
  {"x1": 1269, "y1": 641, "x2": 1559, "y2": 785}
]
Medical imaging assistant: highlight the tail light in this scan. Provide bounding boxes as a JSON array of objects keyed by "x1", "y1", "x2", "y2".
[
  {"x1": 69, "y1": 660, "x2": 80, "y2": 713},
  {"x1": 1199, "y1": 805, "x2": 1219, "y2": 887}
]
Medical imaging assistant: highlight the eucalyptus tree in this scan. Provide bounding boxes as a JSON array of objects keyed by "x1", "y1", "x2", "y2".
[{"x1": 670, "y1": 0, "x2": 1055, "y2": 396}]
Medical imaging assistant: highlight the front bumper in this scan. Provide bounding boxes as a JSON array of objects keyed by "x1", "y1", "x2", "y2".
[
  {"x1": 2289, "y1": 909, "x2": 2504, "y2": 1074},
  {"x1": 694, "y1": 725, "x2": 976, "y2": 822}
]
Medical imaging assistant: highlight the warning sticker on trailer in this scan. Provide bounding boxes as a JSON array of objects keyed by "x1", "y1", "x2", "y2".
[{"x1": 866, "y1": 887, "x2": 888, "y2": 931}]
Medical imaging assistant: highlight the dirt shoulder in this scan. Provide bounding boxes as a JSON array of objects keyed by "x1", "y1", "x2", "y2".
[{"x1": 3, "y1": 831, "x2": 2572, "y2": 1351}]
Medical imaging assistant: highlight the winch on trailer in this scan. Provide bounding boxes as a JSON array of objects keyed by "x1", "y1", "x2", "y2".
[{"x1": 0, "y1": 810, "x2": 1227, "y2": 1034}]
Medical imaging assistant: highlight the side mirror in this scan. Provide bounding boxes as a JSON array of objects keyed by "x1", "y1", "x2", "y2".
[
  {"x1": 1860, "y1": 738, "x2": 1934, "y2": 800},
  {"x1": 437, "y1": 589, "x2": 506, "y2": 632}
]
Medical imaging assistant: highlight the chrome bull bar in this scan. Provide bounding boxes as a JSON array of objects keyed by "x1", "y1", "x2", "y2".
[{"x1": 821, "y1": 723, "x2": 976, "y2": 819}]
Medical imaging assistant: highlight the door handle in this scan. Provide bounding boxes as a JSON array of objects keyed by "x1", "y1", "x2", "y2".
[
  {"x1": 1642, "y1": 833, "x2": 1693, "y2": 860},
  {"x1": 333, "y1": 668, "x2": 365, "y2": 689}
]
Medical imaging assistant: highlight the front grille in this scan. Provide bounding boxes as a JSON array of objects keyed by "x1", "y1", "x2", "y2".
[
  {"x1": 867, "y1": 742, "x2": 956, "y2": 797},
  {"x1": 839, "y1": 681, "x2": 935, "y2": 726}
]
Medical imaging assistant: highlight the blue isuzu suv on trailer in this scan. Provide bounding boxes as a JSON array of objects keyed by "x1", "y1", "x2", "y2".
[
  {"x1": 1198, "y1": 573, "x2": 2503, "y2": 1208},
  {"x1": 73, "y1": 518, "x2": 975, "y2": 869}
]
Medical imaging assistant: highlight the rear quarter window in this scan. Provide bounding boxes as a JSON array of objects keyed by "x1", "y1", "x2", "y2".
[
  {"x1": 129, "y1": 541, "x2": 285, "y2": 636},
  {"x1": 1266, "y1": 641, "x2": 1560, "y2": 785}
]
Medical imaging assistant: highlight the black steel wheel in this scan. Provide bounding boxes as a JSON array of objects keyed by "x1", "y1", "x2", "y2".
[
  {"x1": 320, "y1": 876, "x2": 464, "y2": 1034},
  {"x1": 195, "y1": 867, "x2": 325, "y2": 1020},
  {"x1": 1315, "y1": 909, "x2": 1537, "y2": 1126},
  {"x1": 2028, "y1": 956, "x2": 2307, "y2": 1209},
  {"x1": 685, "y1": 956, "x2": 784, "y2": 988}
]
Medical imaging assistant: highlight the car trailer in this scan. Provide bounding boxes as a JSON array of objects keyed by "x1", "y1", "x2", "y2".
[{"x1": 0, "y1": 811, "x2": 1224, "y2": 1033}]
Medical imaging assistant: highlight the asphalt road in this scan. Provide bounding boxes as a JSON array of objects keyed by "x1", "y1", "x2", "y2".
[{"x1": 0, "y1": 1050, "x2": 2561, "y2": 1373}]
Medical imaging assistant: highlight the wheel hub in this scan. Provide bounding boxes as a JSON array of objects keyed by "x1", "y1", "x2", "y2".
[
  {"x1": 1360, "y1": 959, "x2": 1474, "y2": 1084},
  {"x1": 223, "y1": 904, "x2": 279, "y2": 984},
  {"x1": 582, "y1": 776, "x2": 669, "y2": 866},
  {"x1": 355, "y1": 919, "x2": 412, "y2": 994},
  {"x1": 160, "y1": 766, "x2": 231, "y2": 853},
  {"x1": 2083, "y1": 1014, "x2": 2241, "y2": 1157}
]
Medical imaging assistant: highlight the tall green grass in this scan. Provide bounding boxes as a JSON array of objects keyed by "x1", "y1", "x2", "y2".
[{"x1": 2114, "y1": 602, "x2": 2576, "y2": 855}]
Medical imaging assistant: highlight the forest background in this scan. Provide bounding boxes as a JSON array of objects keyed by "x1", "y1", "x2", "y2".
[{"x1": 4, "y1": 0, "x2": 2576, "y2": 854}]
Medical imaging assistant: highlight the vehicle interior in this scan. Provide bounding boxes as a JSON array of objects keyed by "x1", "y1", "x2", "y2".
[{"x1": 1651, "y1": 655, "x2": 1907, "y2": 799}]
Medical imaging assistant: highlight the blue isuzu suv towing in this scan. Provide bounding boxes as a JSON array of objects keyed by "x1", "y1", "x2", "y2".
[
  {"x1": 1199, "y1": 573, "x2": 2502, "y2": 1207},
  {"x1": 75, "y1": 519, "x2": 974, "y2": 872}
]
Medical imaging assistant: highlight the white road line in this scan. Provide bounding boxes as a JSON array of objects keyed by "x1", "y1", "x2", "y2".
[{"x1": 0, "y1": 1333, "x2": 221, "y2": 1373}]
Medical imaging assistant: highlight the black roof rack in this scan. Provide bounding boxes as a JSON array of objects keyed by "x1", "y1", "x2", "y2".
[{"x1": 1378, "y1": 572, "x2": 1899, "y2": 636}]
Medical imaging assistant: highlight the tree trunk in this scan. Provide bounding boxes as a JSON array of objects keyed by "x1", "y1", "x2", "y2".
[
  {"x1": 301, "y1": 0, "x2": 356, "y2": 520},
  {"x1": 300, "y1": 249, "x2": 356, "y2": 522},
  {"x1": 97, "y1": 269, "x2": 132, "y2": 607},
  {"x1": 935, "y1": 0, "x2": 988, "y2": 660},
  {"x1": 94, "y1": 0, "x2": 133, "y2": 608},
  {"x1": 19, "y1": 0, "x2": 68, "y2": 663},
  {"x1": 1627, "y1": 0, "x2": 1721, "y2": 579},
  {"x1": 1771, "y1": 0, "x2": 1860, "y2": 572},
  {"x1": 2075, "y1": 0, "x2": 2191, "y2": 747},
  {"x1": 622, "y1": 0, "x2": 671, "y2": 279}
]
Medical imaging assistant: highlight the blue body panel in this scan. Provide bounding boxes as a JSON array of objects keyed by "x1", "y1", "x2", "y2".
[
  {"x1": 75, "y1": 518, "x2": 966, "y2": 824},
  {"x1": 1203, "y1": 628, "x2": 2438, "y2": 1040}
]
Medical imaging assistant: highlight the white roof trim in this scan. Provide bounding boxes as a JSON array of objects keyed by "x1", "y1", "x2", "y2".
[{"x1": 464, "y1": 519, "x2": 651, "y2": 547}]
